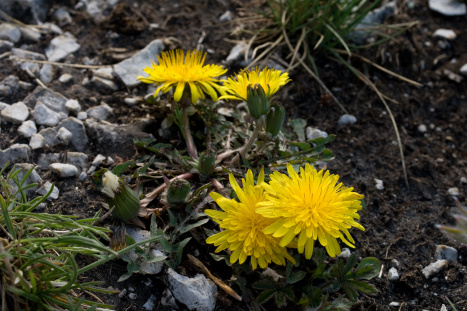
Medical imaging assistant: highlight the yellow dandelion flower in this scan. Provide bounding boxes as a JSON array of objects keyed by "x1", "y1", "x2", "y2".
[
  {"x1": 256, "y1": 164, "x2": 365, "y2": 259},
  {"x1": 138, "y1": 49, "x2": 227, "y2": 103},
  {"x1": 220, "y1": 67, "x2": 291, "y2": 102},
  {"x1": 206, "y1": 168, "x2": 295, "y2": 270}
]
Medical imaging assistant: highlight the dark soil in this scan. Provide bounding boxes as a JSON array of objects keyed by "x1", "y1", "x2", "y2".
[{"x1": 1, "y1": 0, "x2": 466, "y2": 310}]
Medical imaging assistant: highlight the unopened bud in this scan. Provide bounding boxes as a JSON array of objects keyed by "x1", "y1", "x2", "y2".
[
  {"x1": 166, "y1": 178, "x2": 191, "y2": 206},
  {"x1": 265, "y1": 102, "x2": 285, "y2": 136},
  {"x1": 102, "y1": 171, "x2": 140, "y2": 222},
  {"x1": 198, "y1": 150, "x2": 216, "y2": 178},
  {"x1": 246, "y1": 83, "x2": 270, "y2": 119}
]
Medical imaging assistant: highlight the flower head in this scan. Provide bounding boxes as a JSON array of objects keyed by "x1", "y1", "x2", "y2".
[
  {"x1": 256, "y1": 164, "x2": 365, "y2": 259},
  {"x1": 206, "y1": 168, "x2": 295, "y2": 270},
  {"x1": 138, "y1": 49, "x2": 227, "y2": 103},
  {"x1": 220, "y1": 67, "x2": 291, "y2": 102}
]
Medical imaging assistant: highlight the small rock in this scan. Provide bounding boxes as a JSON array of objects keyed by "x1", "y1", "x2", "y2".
[
  {"x1": 124, "y1": 97, "x2": 142, "y2": 106},
  {"x1": 219, "y1": 11, "x2": 233, "y2": 22},
  {"x1": 448, "y1": 187, "x2": 459, "y2": 196},
  {"x1": 56, "y1": 127, "x2": 73, "y2": 145},
  {"x1": 86, "y1": 76, "x2": 119, "y2": 91},
  {"x1": 53, "y1": 8, "x2": 72, "y2": 26},
  {"x1": 388, "y1": 267, "x2": 399, "y2": 281},
  {"x1": 6, "y1": 163, "x2": 41, "y2": 197},
  {"x1": 57, "y1": 117, "x2": 88, "y2": 151},
  {"x1": 128, "y1": 293, "x2": 137, "y2": 300},
  {"x1": 418, "y1": 124, "x2": 427, "y2": 133},
  {"x1": 79, "y1": 172, "x2": 87, "y2": 181},
  {"x1": 23, "y1": 86, "x2": 68, "y2": 114},
  {"x1": 429, "y1": 0, "x2": 466, "y2": 16},
  {"x1": 91, "y1": 154, "x2": 106, "y2": 167},
  {"x1": 306, "y1": 127, "x2": 328, "y2": 140},
  {"x1": 77, "y1": 111, "x2": 87, "y2": 120},
  {"x1": 36, "y1": 181, "x2": 60, "y2": 200},
  {"x1": 45, "y1": 33, "x2": 80, "y2": 62},
  {"x1": 0, "y1": 75, "x2": 20, "y2": 96},
  {"x1": 33, "y1": 102, "x2": 62, "y2": 126},
  {"x1": 435, "y1": 245, "x2": 458, "y2": 262},
  {"x1": 0, "y1": 0, "x2": 51, "y2": 23},
  {"x1": 0, "y1": 144, "x2": 31, "y2": 168},
  {"x1": 161, "y1": 289, "x2": 178, "y2": 308},
  {"x1": 390, "y1": 259, "x2": 400, "y2": 269},
  {"x1": 143, "y1": 294, "x2": 157, "y2": 310},
  {"x1": 389, "y1": 302, "x2": 401, "y2": 307},
  {"x1": 460, "y1": 63, "x2": 467, "y2": 76},
  {"x1": 66, "y1": 152, "x2": 89, "y2": 173},
  {"x1": 338, "y1": 114, "x2": 357, "y2": 126},
  {"x1": 433, "y1": 29, "x2": 457, "y2": 40},
  {"x1": 42, "y1": 23, "x2": 63, "y2": 35},
  {"x1": 87, "y1": 103, "x2": 114, "y2": 120},
  {"x1": 351, "y1": 1, "x2": 395, "y2": 44},
  {"x1": 441, "y1": 304, "x2": 447, "y2": 311},
  {"x1": 118, "y1": 288, "x2": 127, "y2": 298},
  {"x1": 125, "y1": 227, "x2": 166, "y2": 275},
  {"x1": 19, "y1": 26, "x2": 41, "y2": 41},
  {"x1": 1, "y1": 102, "x2": 29, "y2": 123},
  {"x1": 338, "y1": 248, "x2": 351, "y2": 259},
  {"x1": 262, "y1": 268, "x2": 284, "y2": 282},
  {"x1": 59, "y1": 73, "x2": 73, "y2": 83},
  {"x1": 49, "y1": 163, "x2": 79, "y2": 178},
  {"x1": 29, "y1": 133, "x2": 46, "y2": 149},
  {"x1": 0, "y1": 23, "x2": 21, "y2": 43},
  {"x1": 39, "y1": 64, "x2": 55, "y2": 83},
  {"x1": 65, "y1": 99, "x2": 81, "y2": 113},
  {"x1": 225, "y1": 42, "x2": 251, "y2": 66},
  {"x1": 375, "y1": 179, "x2": 384, "y2": 190},
  {"x1": 113, "y1": 39, "x2": 165, "y2": 88},
  {"x1": 38, "y1": 128, "x2": 59, "y2": 147},
  {"x1": 422, "y1": 260, "x2": 448, "y2": 279},
  {"x1": 18, "y1": 120, "x2": 37, "y2": 138},
  {"x1": 461, "y1": 177, "x2": 467, "y2": 184},
  {"x1": 167, "y1": 268, "x2": 217, "y2": 311},
  {"x1": 11, "y1": 48, "x2": 46, "y2": 61},
  {"x1": 0, "y1": 40, "x2": 14, "y2": 53},
  {"x1": 81, "y1": 0, "x2": 119, "y2": 23}
]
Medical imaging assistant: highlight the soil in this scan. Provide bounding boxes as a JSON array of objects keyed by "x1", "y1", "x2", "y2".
[{"x1": 1, "y1": 0, "x2": 467, "y2": 310}]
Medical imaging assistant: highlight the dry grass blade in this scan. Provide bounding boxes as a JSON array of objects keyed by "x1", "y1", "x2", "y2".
[{"x1": 187, "y1": 254, "x2": 242, "y2": 301}]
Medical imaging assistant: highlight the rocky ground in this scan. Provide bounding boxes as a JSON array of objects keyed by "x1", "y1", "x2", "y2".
[{"x1": 1, "y1": 0, "x2": 467, "y2": 310}]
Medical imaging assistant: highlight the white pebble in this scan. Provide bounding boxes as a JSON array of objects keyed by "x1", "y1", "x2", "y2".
[
  {"x1": 448, "y1": 187, "x2": 459, "y2": 196},
  {"x1": 375, "y1": 179, "x2": 384, "y2": 190},
  {"x1": 388, "y1": 267, "x2": 399, "y2": 281},
  {"x1": 422, "y1": 260, "x2": 448, "y2": 279},
  {"x1": 59, "y1": 73, "x2": 73, "y2": 83},
  {"x1": 65, "y1": 99, "x2": 81, "y2": 113},
  {"x1": 49, "y1": 163, "x2": 79, "y2": 178},
  {"x1": 18, "y1": 120, "x2": 37, "y2": 138},
  {"x1": 418, "y1": 124, "x2": 427, "y2": 133},
  {"x1": 29, "y1": 133, "x2": 45, "y2": 149},
  {"x1": 338, "y1": 114, "x2": 357, "y2": 126},
  {"x1": 389, "y1": 302, "x2": 400, "y2": 307},
  {"x1": 433, "y1": 29, "x2": 457, "y2": 40}
]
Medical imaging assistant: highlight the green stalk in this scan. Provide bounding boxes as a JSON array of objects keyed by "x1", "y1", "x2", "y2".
[
  {"x1": 229, "y1": 117, "x2": 264, "y2": 166},
  {"x1": 182, "y1": 106, "x2": 198, "y2": 159}
]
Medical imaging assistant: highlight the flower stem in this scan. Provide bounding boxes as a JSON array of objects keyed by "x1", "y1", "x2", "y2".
[
  {"x1": 182, "y1": 107, "x2": 198, "y2": 159},
  {"x1": 229, "y1": 117, "x2": 263, "y2": 166}
]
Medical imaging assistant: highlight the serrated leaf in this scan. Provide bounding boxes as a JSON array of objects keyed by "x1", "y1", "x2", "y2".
[
  {"x1": 343, "y1": 254, "x2": 357, "y2": 276},
  {"x1": 159, "y1": 238, "x2": 173, "y2": 253},
  {"x1": 275, "y1": 291, "x2": 286, "y2": 307},
  {"x1": 342, "y1": 285, "x2": 358, "y2": 302},
  {"x1": 179, "y1": 218, "x2": 209, "y2": 234},
  {"x1": 346, "y1": 280, "x2": 377, "y2": 295},
  {"x1": 286, "y1": 270, "x2": 306, "y2": 284},
  {"x1": 118, "y1": 272, "x2": 134, "y2": 282},
  {"x1": 355, "y1": 257, "x2": 381, "y2": 280},
  {"x1": 252, "y1": 280, "x2": 276, "y2": 290},
  {"x1": 112, "y1": 160, "x2": 134, "y2": 176},
  {"x1": 290, "y1": 141, "x2": 311, "y2": 151},
  {"x1": 256, "y1": 289, "x2": 276, "y2": 305}
]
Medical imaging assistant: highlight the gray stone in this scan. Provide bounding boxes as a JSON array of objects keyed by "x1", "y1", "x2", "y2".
[
  {"x1": 167, "y1": 268, "x2": 217, "y2": 311},
  {"x1": 0, "y1": 23, "x2": 21, "y2": 43},
  {"x1": 53, "y1": 8, "x2": 72, "y2": 26},
  {"x1": 18, "y1": 120, "x2": 37, "y2": 137},
  {"x1": 77, "y1": 111, "x2": 87, "y2": 120},
  {"x1": 161, "y1": 289, "x2": 178, "y2": 309},
  {"x1": 79, "y1": 172, "x2": 87, "y2": 181},
  {"x1": 418, "y1": 124, "x2": 427, "y2": 133},
  {"x1": 388, "y1": 267, "x2": 399, "y2": 281},
  {"x1": 0, "y1": 0, "x2": 52, "y2": 23},
  {"x1": 1, "y1": 102, "x2": 29, "y2": 123},
  {"x1": 219, "y1": 10, "x2": 233, "y2": 22},
  {"x1": 435, "y1": 245, "x2": 458, "y2": 262},
  {"x1": 59, "y1": 73, "x2": 73, "y2": 83},
  {"x1": 80, "y1": 0, "x2": 119, "y2": 23},
  {"x1": 448, "y1": 187, "x2": 459, "y2": 196},
  {"x1": 66, "y1": 152, "x2": 89, "y2": 173},
  {"x1": 6, "y1": 163, "x2": 41, "y2": 196},
  {"x1": 91, "y1": 154, "x2": 106, "y2": 167},
  {"x1": 23, "y1": 86, "x2": 68, "y2": 114},
  {"x1": 422, "y1": 260, "x2": 448, "y2": 279},
  {"x1": 11, "y1": 47, "x2": 46, "y2": 61},
  {"x1": 36, "y1": 181, "x2": 59, "y2": 200},
  {"x1": 143, "y1": 294, "x2": 157, "y2": 310},
  {"x1": 45, "y1": 33, "x2": 80, "y2": 62},
  {"x1": 306, "y1": 127, "x2": 328, "y2": 140},
  {"x1": 33, "y1": 102, "x2": 62, "y2": 126},
  {"x1": 125, "y1": 227, "x2": 166, "y2": 275},
  {"x1": 37, "y1": 153, "x2": 60, "y2": 170},
  {"x1": 429, "y1": 0, "x2": 466, "y2": 16},
  {"x1": 225, "y1": 42, "x2": 250, "y2": 66},
  {"x1": 338, "y1": 114, "x2": 357, "y2": 126},
  {"x1": 39, "y1": 64, "x2": 55, "y2": 83},
  {"x1": 38, "y1": 128, "x2": 58, "y2": 147},
  {"x1": 128, "y1": 293, "x2": 137, "y2": 300},
  {"x1": 113, "y1": 39, "x2": 165, "y2": 88},
  {"x1": 86, "y1": 118, "x2": 154, "y2": 157},
  {"x1": 49, "y1": 163, "x2": 79, "y2": 178},
  {"x1": 0, "y1": 75, "x2": 20, "y2": 97},
  {"x1": 0, "y1": 144, "x2": 31, "y2": 168},
  {"x1": 0, "y1": 40, "x2": 14, "y2": 53},
  {"x1": 42, "y1": 23, "x2": 63, "y2": 35},
  {"x1": 18, "y1": 26, "x2": 41, "y2": 41},
  {"x1": 84, "y1": 76, "x2": 119, "y2": 91},
  {"x1": 433, "y1": 29, "x2": 457, "y2": 40},
  {"x1": 124, "y1": 97, "x2": 142, "y2": 106},
  {"x1": 351, "y1": 1, "x2": 395, "y2": 44},
  {"x1": 29, "y1": 134, "x2": 45, "y2": 149},
  {"x1": 37, "y1": 152, "x2": 87, "y2": 173},
  {"x1": 56, "y1": 127, "x2": 73, "y2": 145},
  {"x1": 64, "y1": 99, "x2": 81, "y2": 114},
  {"x1": 57, "y1": 117, "x2": 88, "y2": 151},
  {"x1": 87, "y1": 103, "x2": 113, "y2": 120},
  {"x1": 460, "y1": 63, "x2": 467, "y2": 76},
  {"x1": 390, "y1": 259, "x2": 400, "y2": 269}
]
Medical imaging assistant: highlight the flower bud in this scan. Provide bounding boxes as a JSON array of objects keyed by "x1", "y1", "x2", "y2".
[
  {"x1": 198, "y1": 150, "x2": 216, "y2": 178},
  {"x1": 246, "y1": 83, "x2": 270, "y2": 119},
  {"x1": 166, "y1": 178, "x2": 191, "y2": 206},
  {"x1": 265, "y1": 102, "x2": 285, "y2": 136},
  {"x1": 102, "y1": 171, "x2": 140, "y2": 223},
  {"x1": 110, "y1": 225, "x2": 127, "y2": 251}
]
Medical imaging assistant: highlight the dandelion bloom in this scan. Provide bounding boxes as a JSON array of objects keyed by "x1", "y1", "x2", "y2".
[
  {"x1": 138, "y1": 49, "x2": 227, "y2": 103},
  {"x1": 220, "y1": 67, "x2": 291, "y2": 102},
  {"x1": 256, "y1": 164, "x2": 365, "y2": 259},
  {"x1": 206, "y1": 169, "x2": 295, "y2": 270}
]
